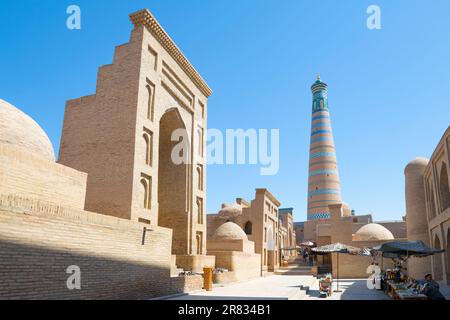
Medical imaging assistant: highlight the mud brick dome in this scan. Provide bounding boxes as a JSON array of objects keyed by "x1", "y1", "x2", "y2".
[
  {"x1": 353, "y1": 223, "x2": 395, "y2": 241},
  {"x1": 0, "y1": 99, "x2": 55, "y2": 161},
  {"x1": 212, "y1": 222, "x2": 248, "y2": 241},
  {"x1": 405, "y1": 157, "x2": 429, "y2": 173},
  {"x1": 218, "y1": 204, "x2": 243, "y2": 219}
]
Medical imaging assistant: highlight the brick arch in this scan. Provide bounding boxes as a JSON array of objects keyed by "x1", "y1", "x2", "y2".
[
  {"x1": 244, "y1": 221, "x2": 253, "y2": 235},
  {"x1": 428, "y1": 182, "x2": 437, "y2": 220},
  {"x1": 439, "y1": 162, "x2": 450, "y2": 212},
  {"x1": 157, "y1": 108, "x2": 189, "y2": 255},
  {"x1": 433, "y1": 231, "x2": 444, "y2": 281}
]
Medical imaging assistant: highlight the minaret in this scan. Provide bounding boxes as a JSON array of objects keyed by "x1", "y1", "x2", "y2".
[{"x1": 307, "y1": 76, "x2": 342, "y2": 220}]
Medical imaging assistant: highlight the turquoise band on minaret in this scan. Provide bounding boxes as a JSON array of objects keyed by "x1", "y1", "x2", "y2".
[{"x1": 307, "y1": 76, "x2": 342, "y2": 220}]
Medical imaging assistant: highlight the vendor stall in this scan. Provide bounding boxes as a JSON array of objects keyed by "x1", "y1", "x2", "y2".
[
  {"x1": 385, "y1": 280, "x2": 428, "y2": 300},
  {"x1": 312, "y1": 242, "x2": 369, "y2": 293},
  {"x1": 372, "y1": 240, "x2": 445, "y2": 300}
]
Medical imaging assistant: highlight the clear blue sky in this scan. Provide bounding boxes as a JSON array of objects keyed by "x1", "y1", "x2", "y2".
[{"x1": 1, "y1": 0, "x2": 449, "y2": 222}]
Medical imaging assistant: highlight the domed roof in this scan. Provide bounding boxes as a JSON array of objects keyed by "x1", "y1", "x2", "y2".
[
  {"x1": 0, "y1": 99, "x2": 54, "y2": 161},
  {"x1": 212, "y1": 222, "x2": 248, "y2": 241},
  {"x1": 311, "y1": 75, "x2": 328, "y2": 92},
  {"x1": 405, "y1": 157, "x2": 429, "y2": 174},
  {"x1": 218, "y1": 204, "x2": 243, "y2": 219},
  {"x1": 354, "y1": 223, "x2": 395, "y2": 241}
]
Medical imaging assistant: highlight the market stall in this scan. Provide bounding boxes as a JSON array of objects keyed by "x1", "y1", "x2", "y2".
[
  {"x1": 372, "y1": 240, "x2": 445, "y2": 300},
  {"x1": 312, "y1": 242, "x2": 369, "y2": 294}
]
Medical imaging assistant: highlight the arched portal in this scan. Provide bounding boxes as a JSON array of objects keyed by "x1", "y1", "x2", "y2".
[
  {"x1": 158, "y1": 109, "x2": 189, "y2": 255},
  {"x1": 429, "y1": 185, "x2": 437, "y2": 220},
  {"x1": 433, "y1": 235, "x2": 444, "y2": 281},
  {"x1": 244, "y1": 221, "x2": 253, "y2": 235},
  {"x1": 439, "y1": 163, "x2": 450, "y2": 212}
]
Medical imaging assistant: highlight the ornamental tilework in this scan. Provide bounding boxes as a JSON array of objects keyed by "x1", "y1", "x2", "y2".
[{"x1": 307, "y1": 77, "x2": 342, "y2": 220}]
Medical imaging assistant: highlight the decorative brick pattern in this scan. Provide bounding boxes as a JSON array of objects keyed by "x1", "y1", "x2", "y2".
[{"x1": 307, "y1": 77, "x2": 342, "y2": 220}]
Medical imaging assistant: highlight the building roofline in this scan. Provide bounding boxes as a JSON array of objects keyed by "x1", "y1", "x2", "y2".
[
  {"x1": 425, "y1": 126, "x2": 450, "y2": 172},
  {"x1": 256, "y1": 188, "x2": 281, "y2": 207},
  {"x1": 129, "y1": 9, "x2": 212, "y2": 98}
]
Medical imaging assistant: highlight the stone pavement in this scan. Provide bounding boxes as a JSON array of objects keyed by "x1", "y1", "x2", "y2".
[
  {"x1": 304, "y1": 279, "x2": 389, "y2": 300},
  {"x1": 167, "y1": 275, "x2": 315, "y2": 300},
  {"x1": 166, "y1": 276, "x2": 389, "y2": 300}
]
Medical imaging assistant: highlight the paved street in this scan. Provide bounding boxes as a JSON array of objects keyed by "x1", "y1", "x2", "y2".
[
  {"x1": 304, "y1": 278, "x2": 389, "y2": 300},
  {"x1": 167, "y1": 275, "x2": 389, "y2": 300}
]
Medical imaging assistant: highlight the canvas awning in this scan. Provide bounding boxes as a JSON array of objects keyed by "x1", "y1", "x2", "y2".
[
  {"x1": 311, "y1": 242, "x2": 369, "y2": 293},
  {"x1": 373, "y1": 240, "x2": 444, "y2": 259},
  {"x1": 300, "y1": 241, "x2": 315, "y2": 247},
  {"x1": 312, "y1": 242, "x2": 365, "y2": 255}
]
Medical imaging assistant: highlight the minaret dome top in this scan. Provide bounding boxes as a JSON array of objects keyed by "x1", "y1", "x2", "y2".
[{"x1": 311, "y1": 75, "x2": 328, "y2": 94}]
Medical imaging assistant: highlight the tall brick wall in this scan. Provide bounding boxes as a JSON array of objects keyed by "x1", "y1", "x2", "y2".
[
  {"x1": 58, "y1": 33, "x2": 141, "y2": 220},
  {"x1": 59, "y1": 13, "x2": 210, "y2": 257},
  {"x1": 0, "y1": 196, "x2": 174, "y2": 300},
  {"x1": 379, "y1": 221, "x2": 407, "y2": 239},
  {"x1": 0, "y1": 145, "x2": 87, "y2": 210}
]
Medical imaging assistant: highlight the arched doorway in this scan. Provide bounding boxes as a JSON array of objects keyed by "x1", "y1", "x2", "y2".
[
  {"x1": 244, "y1": 221, "x2": 253, "y2": 235},
  {"x1": 433, "y1": 235, "x2": 444, "y2": 281},
  {"x1": 158, "y1": 109, "x2": 189, "y2": 255}
]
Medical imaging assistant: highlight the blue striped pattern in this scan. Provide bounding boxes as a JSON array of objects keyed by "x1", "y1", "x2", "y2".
[
  {"x1": 308, "y1": 78, "x2": 340, "y2": 221},
  {"x1": 310, "y1": 145, "x2": 335, "y2": 152},
  {"x1": 308, "y1": 189, "x2": 340, "y2": 196},
  {"x1": 312, "y1": 115, "x2": 330, "y2": 122},
  {"x1": 309, "y1": 169, "x2": 338, "y2": 177},
  {"x1": 308, "y1": 212, "x2": 331, "y2": 220},
  {"x1": 311, "y1": 137, "x2": 334, "y2": 143},
  {"x1": 311, "y1": 122, "x2": 330, "y2": 129},
  {"x1": 311, "y1": 130, "x2": 332, "y2": 136},
  {"x1": 309, "y1": 160, "x2": 337, "y2": 167},
  {"x1": 310, "y1": 152, "x2": 336, "y2": 159}
]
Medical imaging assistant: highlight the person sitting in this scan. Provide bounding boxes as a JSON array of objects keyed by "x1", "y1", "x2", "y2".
[{"x1": 420, "y1": 274, "x2": 446, "y2": 300}]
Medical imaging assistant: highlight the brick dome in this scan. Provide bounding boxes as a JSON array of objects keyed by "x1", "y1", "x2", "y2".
[
  {"x1": 405, "y1": 157, "x2": 429, "y2": 174},
  {"x1": 212, "y1": 222, "x2": 248, "y2": 241},
  {"x1": 218, "y1": 204, "x2": 243, "y2": 219},
  {"x1": 354, "y1": 223, "x2": 395, "y2": 241},
  {"x1": 0, "y1": 99, "x2": 54, "y2": 161}
]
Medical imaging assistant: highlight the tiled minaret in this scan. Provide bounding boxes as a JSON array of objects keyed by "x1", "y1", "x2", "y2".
[{"x1": 307, "y1": 76, "x2": 342, "y2": 220}]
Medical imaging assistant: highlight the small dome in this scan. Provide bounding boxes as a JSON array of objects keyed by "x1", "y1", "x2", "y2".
[
  {"x1": 354, "y1": 223, "x2": 395, "y2": 241},
  {"x1": 0, "y1": 99, "x2": 55, "y2": 161},
  {"x1": 212, "y1": 222, "x2": 248, "y2": 241},
  {"x1": 405, "y1": 157, "x2": 429, "y2": 174},
  {"x1": 218, "y1": 204, "x2": 242, "y2": 219}
]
